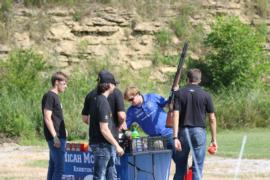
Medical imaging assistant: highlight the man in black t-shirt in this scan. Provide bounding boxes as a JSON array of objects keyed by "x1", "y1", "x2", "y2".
[
  {"x1": 41, "y1": 71, "x2": 68, "y2": 180},
  {"x1": 82, "y1": 72, "x2": 126, "y2": 141},
  {"x1": 172, "y1": 69, "x2": 217, "y2": 180},
  {"x1": 82, "y1": 70, "x2": 124, "y2": 180}
]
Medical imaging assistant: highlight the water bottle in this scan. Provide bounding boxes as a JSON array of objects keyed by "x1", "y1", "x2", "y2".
[
  {"x1": 131, "y1": 128, "x2": 140, "y2": 139},
  {"x1": 131, "y1": 128, "x2": 142, "y2": 153}
]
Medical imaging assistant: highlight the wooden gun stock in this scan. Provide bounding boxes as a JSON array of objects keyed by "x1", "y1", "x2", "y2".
[{"x1": 166, "y1": 42, "x2": 189, "y2": 128}]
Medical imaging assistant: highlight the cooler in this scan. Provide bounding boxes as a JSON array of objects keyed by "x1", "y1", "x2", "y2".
[{"x1": 63, "y1": 142, "x2": 172, "y2": 180}]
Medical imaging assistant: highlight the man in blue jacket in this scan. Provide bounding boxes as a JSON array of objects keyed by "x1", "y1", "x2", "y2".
[{"x1": 124, "y1": 86, "x2": 174, "y2": 152}]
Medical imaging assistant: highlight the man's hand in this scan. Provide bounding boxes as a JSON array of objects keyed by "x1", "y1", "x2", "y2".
[
  {"x1": 174, "y1": 138, "x2": 182, "y2": 151},
  {"x1": 118, "y1": 122, "x2": 127, "y2": 131},
  {"x1": 173, "y1": 85, "x2": 179, "y2": 91},
  {"x1": 209, "y1": 140, "x2": 218, "y2": 154},
  {"x1": 211, "y1": 139, "x2": 218, "y2": 147},
  {"x1": 53, "y1": 136, "x2": 61, "y2": 148},
  {"x1": 116, "y1": 145, "x2": 124, "y2": 156}
]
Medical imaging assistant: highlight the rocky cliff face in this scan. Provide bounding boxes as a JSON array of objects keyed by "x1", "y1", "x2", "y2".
[{"x1": 0, "y1": 0, "x2": 269, "y2": 74}]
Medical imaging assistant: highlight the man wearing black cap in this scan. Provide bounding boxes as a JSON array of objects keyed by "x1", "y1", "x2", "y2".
[
  {"x1": 81, "y1": 70, "x2": 125, "y2": 179},
  {"x1": 82, "y1": 70, "x2": 126, "y2": 135}
]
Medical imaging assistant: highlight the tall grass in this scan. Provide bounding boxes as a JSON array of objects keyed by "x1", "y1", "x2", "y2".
[
  {"x1": 214, "y1": 87, "x2": 270, "y2": 129},
  {"x1": 0, "y1": 49, "x2": 48, "y2": 138},
  {"x1": 60, "y1": 70, "x2": 96, "y2": 140},
  {"x1": 23, "y1": 0, "x2": 76, "y2": 7}
]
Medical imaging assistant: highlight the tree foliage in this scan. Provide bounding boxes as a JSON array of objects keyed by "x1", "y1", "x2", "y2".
[
  {"x1": 0, "y1": 49, "x2": 47, "y2": 95},
  {"x1": 0, "y1": 49, "x2": 48, "y2": 137},
  {"x1": 204, "y1": 16, "x2": 269, "y2": 91}
]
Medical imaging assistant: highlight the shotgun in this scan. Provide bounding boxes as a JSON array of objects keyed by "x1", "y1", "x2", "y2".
[{"x1": 166, "y1": 42, "x2": 189, "y2": 128}]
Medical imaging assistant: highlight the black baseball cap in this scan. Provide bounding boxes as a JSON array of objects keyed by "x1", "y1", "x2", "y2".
[{"x1": 97, "y1": 70, "x2": 119, "y2": 85}]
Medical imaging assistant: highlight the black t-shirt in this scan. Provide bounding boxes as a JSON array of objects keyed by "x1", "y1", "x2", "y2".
[
  {"x1": 173, "y1": 84, "x2": 215, "y2": 128},
  {"x1": 107, "y1": 88, "x2": 125, "y2": 127},
  {"x1": 82, "y1": 88, "x2": 125, "y2": 141},
  {"x1": 87, "y1": 94, "x2": 113, "y2": 144},
  {"x1": 41, "y1": 91, "x2": 66, "y2": 141}
]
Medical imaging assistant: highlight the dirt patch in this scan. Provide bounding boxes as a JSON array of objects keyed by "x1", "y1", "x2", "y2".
[
  {"x1": 0, "y1": 134, "x2": 19, "y2": 144},
  {"x1": 0, "y1": 143, "x2": 47, "y2": 180},
  {"x1": 0, "y1": 143, "x2": 270, "y2": 180},
  {"x1": 170, "y1": 156, "x2": 270, "y2": 180}
]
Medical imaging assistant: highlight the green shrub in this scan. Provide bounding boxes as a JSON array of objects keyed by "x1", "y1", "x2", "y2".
[
  {"x1": 60, "y1": 75, "x2": 91, "y2": 140},
  {"x1": 26, "y1": 13, "x2": 51, "y2": 44},
  {"x1": 204, "y1": 16, "x2": 269, "y2": 91},
  {"x1": 96, "y1": 0, "x2": 111, "y2": 4},
  {"x1": 186, "y1": 57, "x2": 212, "y2": 86},
  {"x1": 0, "y1": 0, "x2": 12, "y2": 23},
  {"x1": 214, "y1": 88, "x2": 270, "y2": 129},
  {"x1": 111, "y1": 0, "x2": 177, "y2": 20},
  {"x1": 170, "y1": 14, "x2": 189, "y2": 40},
  {"x1": 23, "y1": 0, "x2": 76, "y2": 7},
  {"x1": 154, "y1": 29, "x2": 173, "y2": 51},
  {"x1": 0, "y1": 22, "x2": 8, "y2": 42},
  {"x1": 0, "y1": 92, "x2": 37, "y2": 137},
  {"x1": 255, "y1": 0, "x2": 270, "y2": 17},
  {"x1": 0, "y1": 49, "x2": 48, "y2": 137},
  {"x1": 0, "y1": 49, "x2": 47, "y2": 95},
  {"x1": 77, "y1": 40, "x2": 89, "y2": 56},
  {"x1": 73, "y1": 10, "x2": 82, "y2": 22},
  {"x1": 254, "y1": 22, "x2": 268, "y2": 40},
  {"x1": 23, "y1": 0, "x2": 43, "y2": 7},
  {"x1": 152, "y1": 50, "x2": 178, "y2": 66},
  {"x1": 169, "y1": 3, "x2": 205, "y2": 53}
]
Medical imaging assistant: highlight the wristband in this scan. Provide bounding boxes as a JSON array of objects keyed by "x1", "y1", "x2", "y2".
[{"x1": 173, "y1": 137, "x2": 178, "y2": 140}]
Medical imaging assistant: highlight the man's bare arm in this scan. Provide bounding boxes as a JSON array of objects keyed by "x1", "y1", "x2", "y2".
[
  {"x1": 44, "y1": 109, "x2": 57, "y2": 137},
  {"x1": 117, "y1": 111, "x2": 126, "y2": 130},
  {"x1": 173, "y1": 111, "x2": 179, "y2": 138},
  {"x1": 44, "y1": 109, "x2": 61, "y2": 148},
  {"x1": 209, "y1": 113, "x2": 217, "y2": 146},
  {"x1": 117, "y1": 111, "x2": 126, "y2": 125},
  {"x1": 173, "y1": 110, "x2": 182, "y2": 151}
]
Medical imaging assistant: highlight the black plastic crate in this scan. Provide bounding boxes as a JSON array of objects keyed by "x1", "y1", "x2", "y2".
[
  {"x1": 132, "y1": 137, "x2": 151, "y2": 153},
  {"x1": 121, "y1": 136, "x2": 167, "y2": 153}
]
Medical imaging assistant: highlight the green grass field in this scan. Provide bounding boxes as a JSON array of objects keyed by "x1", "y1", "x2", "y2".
[{"x1": 207, "y1": 128, "x2": 270, "y2": 159}]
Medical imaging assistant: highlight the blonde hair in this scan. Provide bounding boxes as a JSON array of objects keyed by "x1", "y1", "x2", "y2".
[{"x1": 124, "y1": 86, "x2": 140, "y2": 100}]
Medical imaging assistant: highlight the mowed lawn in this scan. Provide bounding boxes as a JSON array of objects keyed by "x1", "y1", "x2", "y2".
[{"x1": 207, "y1": 128, "x2": 270, "y2": 159}]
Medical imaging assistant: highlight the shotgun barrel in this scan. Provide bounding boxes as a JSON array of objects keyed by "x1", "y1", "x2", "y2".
[{"x1": 166, "y1": 42, "x2": 189, "y2": 128}]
